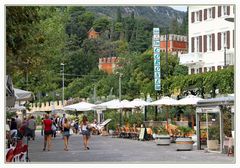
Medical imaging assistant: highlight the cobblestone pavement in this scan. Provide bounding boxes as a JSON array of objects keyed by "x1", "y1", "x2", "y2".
[{"x1": 27, "y1": 131, "x2": 234, "y2": 163}]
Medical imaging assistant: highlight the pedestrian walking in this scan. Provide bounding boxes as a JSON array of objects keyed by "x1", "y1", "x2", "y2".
[
  {"x1": 63, "y1": 118, "x2": 71, "y2": 151},
  {"x1": 10, "y1": 117, "x2": 18, "y2": 137},
  {"x1": 42, "y1": 114, "x2": 53, "y2": 151},
  {"x1": 74, "y1": 120, "x2": 79, "y2": 134},
  {"x1": 51, "y1": 117, "x2": 57, "y2": 138},
  {"x1": 27, "y1": 116, "x2": 36, "y2": 140},
  {"x1": 80, "y1": 115, "x2": 91, "y2": 150},
  {"x1": 15, "y1": 115, "x2": 22, "y2": 130}
]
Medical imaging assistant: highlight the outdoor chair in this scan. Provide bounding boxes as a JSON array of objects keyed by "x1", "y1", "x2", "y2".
[
  {"x1": 129, "y1": 127, "x2": 134, "y2": 139},
  {"x1": 6, "y1": 148, "x2": 14, "y2": 162},
  {"x1": 19, "y1": 144, "x2": 28, "y2": 162},
  {"x1": 96, "y1": 119, "x2": 112, "y2": 134},
  {"x1": 125, "y1": 127, "x2": 131, "y2": 138},
  {"x1": 119, "y1": 127, "x2": 127, "y2": 138},
  {"x1": 146, "y1": 128, "x2": 153, "y2": 140},
  {"x1": 111, "y1": 127, "x2": 120, "y2": 138},
  {"x1": 227, "y1": 137, "x2": 234, "y2": 156}
]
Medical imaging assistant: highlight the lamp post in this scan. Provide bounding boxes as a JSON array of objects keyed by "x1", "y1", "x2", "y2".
[
  {"x1": 119, "y1": 73, "x2": 122, "y2": 101},
  {"x1": 118, "y1": 73, "x2": 123, "y2": 126},
  {"x1": 224, "y1": 17, "x2": 234, "y2": 68},
  {"x1": 166, "y1": 31, "x2": 168, "y2": 79},
  {"x1": 224, "y1": 46, "x2": 227, "y2": 67},
  {"x1": 61, "y1": 63, "x2": 65, "y2": 107}
]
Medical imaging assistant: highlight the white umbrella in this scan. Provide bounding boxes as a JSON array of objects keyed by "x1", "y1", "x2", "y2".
[
  {"x1": 6, "y1": 104, "x2": 26, "y2": 112},
  {"x1": 176, "y1": 95, "x2": 203, "y2": 128},
  {"x1": 150, "y1": 96, "x2": 179, "y2": 129},
  {"x1": 14, "y1": 88, "x2": 33, "y2": 101},
  {"x1": 63, "y1": 101, "x2": 96, "y2": 111},
  {"x1": 150, "y1": 96, "x2": 179, "y2": 106},
  {"x1": 120, "y1": 99, "x2": 135, "y2": 108},
  {"x1": 98, "y1": 99, "x2": 123, "y2": 109},
  {"x1": 98, "y1": 99, "x2": 135, "y2": 109},
  {"x1": 177, "y1": 95, "x2": 203, "y2": 105},
  {"x1": 129, "y1": 98, "x2": 149, "y2": 107}
]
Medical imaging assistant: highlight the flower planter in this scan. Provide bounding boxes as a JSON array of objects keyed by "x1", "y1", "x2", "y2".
[
  {"x1": 175, "y1": 137, "x2": 193, "y2": 151},
  {"x1": 109, "y1": 130, "x2": 114, "y2": 135},
  {"x1": 155, "y1": 135, "x2": 171, "y2": 145},
  {"x1": 207, "y1": 140, "x2": 219, "y2": 150}
]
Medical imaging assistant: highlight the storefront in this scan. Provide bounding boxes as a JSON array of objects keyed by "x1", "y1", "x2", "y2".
[{"x1": 196, "y1": 96, "x2": 234, "y2": 153}]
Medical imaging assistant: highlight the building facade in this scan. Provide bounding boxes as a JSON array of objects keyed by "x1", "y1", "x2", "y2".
[
  {"x1": 179, "y1": 5, "x2": 234, "y2": 74},
  {"x1": 98, "y1": 57, "x2": 119, "y2": 74},
  {"x1": 88, "y1": 27, "x2": 100, "y2": 39},
  {"x1": 159, "y1": 34, "x2": 188, "y2": 55}
]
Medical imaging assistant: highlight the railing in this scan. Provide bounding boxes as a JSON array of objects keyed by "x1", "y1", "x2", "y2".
[
  {"x1": 179, "y1": 53, "x2": 203, "y2": 65},
  {"x1": 226, "y1": 52, "x2": 234, "y2": 65}
]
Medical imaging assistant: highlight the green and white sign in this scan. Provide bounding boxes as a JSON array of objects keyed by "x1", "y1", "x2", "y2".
[{"x1": 153, "y1": 28, "x2": 161, "y2": 91}]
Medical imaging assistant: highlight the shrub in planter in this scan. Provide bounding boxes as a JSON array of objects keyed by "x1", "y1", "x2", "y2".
[
  {"x1": 207, "y1": 125, "x2": 220, "y2": 150},
  {"x1": 155, "y1": 126, "x2": 170, "y2": 145},
  {"x1": 176, "y1": 126, "x2": 194, "y2": 151}
]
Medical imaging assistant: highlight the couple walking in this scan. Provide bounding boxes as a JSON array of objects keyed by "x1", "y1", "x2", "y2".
[{"x1": 42, "y1": 114, "x2": 91, "y2": 151}]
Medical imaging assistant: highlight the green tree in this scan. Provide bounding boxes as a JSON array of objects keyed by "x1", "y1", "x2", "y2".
[
  {"x1": 93, "y1": 16, "x2": 110, "y2": 33},
  {"x1": 169, "y1": 16, "x2": 180, "y2": 34}
]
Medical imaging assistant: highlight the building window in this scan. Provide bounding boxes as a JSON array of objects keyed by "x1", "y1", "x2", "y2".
[
  {"x1": 212, "y1": 66, "x2": 215, "y2": 72},
  {"x1": 204, "y1": 67, "x2": 207, "y2": 72},
  {"x1": 222, "y1": 31, "x2": 227, "y2": 49},
  {"x1": 195, "y1": 37, "x2": 200, "y2": 52},
  {"x1": 208, "y1": 34, "x2": 212, "y2": 51},
  {"x1": 199, "y1": 68, "x2": 202, "y2": 73},
  {"x1": 191, "y1": 68, "x2": 195, "y2": 74},
  {"x1": 196, "y1": 11, "x2": 200, "y2": 21},
  {"x1": 208, "y1": 8, "x2": 212, "y2": 19},
  {"x1": 217, "y1": 66, "x2": 222, "y2": 70},
  {"x1": 223, "y1": 5, "x2": 228, "y2": 16}
]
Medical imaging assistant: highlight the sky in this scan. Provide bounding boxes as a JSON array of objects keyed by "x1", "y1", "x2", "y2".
[{"x1": 169, "y1": 6, "x2": 187, "y2": 12}]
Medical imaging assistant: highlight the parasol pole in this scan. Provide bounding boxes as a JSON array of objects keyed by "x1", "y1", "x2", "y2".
[
  {"x1": 166, "y1": 105, "x2": 169, "y2": 130},
  {"x1": 191, "y1": 106, "x2": 195, "y2": 129}
]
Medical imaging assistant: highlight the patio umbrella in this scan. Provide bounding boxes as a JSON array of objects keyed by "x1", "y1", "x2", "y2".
[
  {"x1": 150, "y1": 96, "x2": 179, "y2": 128},
  {"x1": 14, "y1": 88, "x2": 33, "y2": 101},
  {"x1": 63, "y1": 101, "x2": 96, "y2": 111},
  {"x1": 6, "y1": 104, "x2": 26, "y2": 112},
  {"x1": 177, "y1": 95, "x2": 203, "y2": 128},
  {"x1": 98, "y1": 99, "x2": 135, "y2": 126},
  {"x1": 129, "y1": 98, "x2": 149, "y2": 107},
  {"x1": 177, "y1": 95, "x2": 203, "y2": 106},
  {"x1": 120, "y1": 99, "x2": 135, "y2": 109},
  {"x1": 98, "y1": 99, "x2": 122, "y2": 109}
]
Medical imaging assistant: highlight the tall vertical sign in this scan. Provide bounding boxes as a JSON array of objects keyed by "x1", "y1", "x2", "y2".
[{"x1": 153, "y1": 28, "x2": 161, "y2": 91}]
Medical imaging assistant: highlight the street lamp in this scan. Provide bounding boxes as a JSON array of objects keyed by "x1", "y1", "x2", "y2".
[
  {"x1": 117, "y1": 72, "x2": 123, "y2": 126},
  {"x1": 119, "y1": 73, "x2": 122, "y2": 101},
  {"x1": 165, "y1": 31, "x2": 168, "y2": 78},
  {"x1": 224, "y1": 46, "x2": 227, "y2": 67},
  {"x1": 61, "y1": 63, "x2": 65, "y2": 107}
]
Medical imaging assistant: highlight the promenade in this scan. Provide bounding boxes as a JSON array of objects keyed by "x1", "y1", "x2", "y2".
[{"x1": 27, "y1": 131, "x2": 234, "y2": 163}]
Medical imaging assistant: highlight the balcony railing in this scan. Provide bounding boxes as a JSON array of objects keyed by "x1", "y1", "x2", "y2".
[
  {"x1": 179, "y1": 53, "x2": 203, "y2": 65},
  {"x1": 226, "y1": 52, "x2": 235, "y2": 65}
]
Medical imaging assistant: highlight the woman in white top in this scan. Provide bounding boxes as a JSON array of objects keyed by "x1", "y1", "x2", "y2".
[{"x1": 81, "y1": 115, "x2": 90, "y2": 150}]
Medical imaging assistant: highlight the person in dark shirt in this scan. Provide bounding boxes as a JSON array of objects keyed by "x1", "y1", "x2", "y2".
[
  {"x1": 10, "y1": 118, "x2": 17, "y2": 137},
  {"x1": 63, "y1": 118, "x2": 71, "y2": 151}
]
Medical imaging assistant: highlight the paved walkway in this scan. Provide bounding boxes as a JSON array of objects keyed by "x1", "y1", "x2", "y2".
[{"x1": 27, "y1": 131, "x2": 234, "y2": 163}]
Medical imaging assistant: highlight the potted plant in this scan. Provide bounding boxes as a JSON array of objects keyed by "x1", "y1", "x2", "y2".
[
  {"x1": 175, "y1": 126, "x2": 194, "y2": 151},
  {"x1": 207, "y1": 125, "x2": 220, "y2": 150},
  {"x1": 152, "y1": 127, "x2": 158, "y2": 139},
  {"x1": 155, "y1": 125, "x2": 171, "y2": 145}
]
